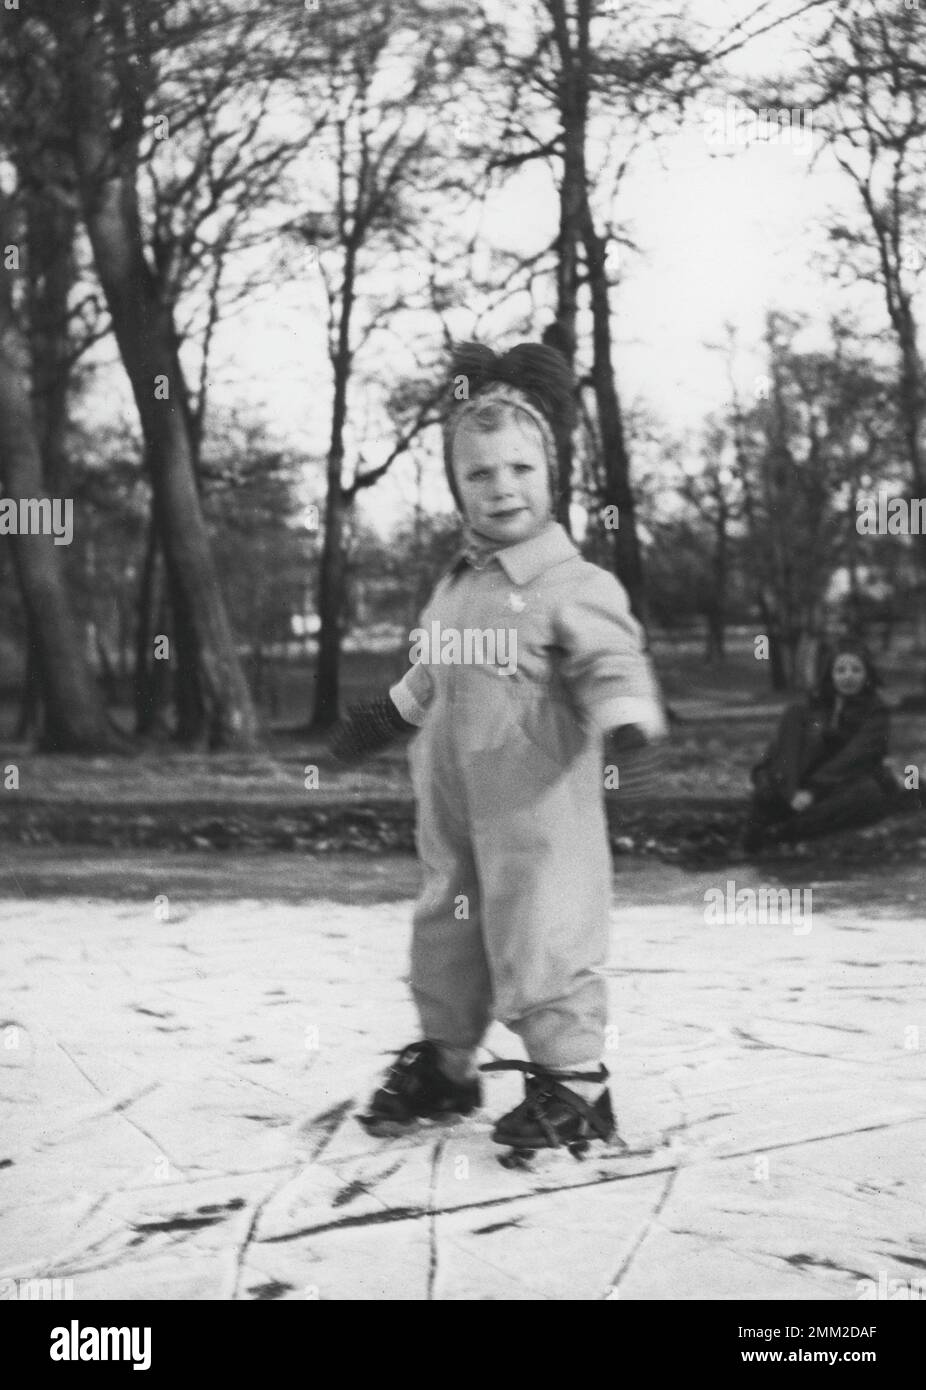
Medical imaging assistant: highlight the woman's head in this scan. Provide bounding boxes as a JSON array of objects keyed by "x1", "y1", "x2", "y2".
[
  {"x1": 817, "y1": 638, "x2": 881, "y2": 701},
  {"x1": 442, "y1": 341, "x2": 574, "y2": 540}
]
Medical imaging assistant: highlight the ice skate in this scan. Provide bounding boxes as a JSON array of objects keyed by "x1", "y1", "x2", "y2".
[
  {"x1": 357, "y1": 1040, "x2": 482, "y2": 1135},
  {"x1": 481, "y1": 1060, "x2": 615, "y2": 1167}
]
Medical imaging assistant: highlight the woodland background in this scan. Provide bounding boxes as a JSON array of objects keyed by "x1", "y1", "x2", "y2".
[{"x1": 1, "y1": 0, "x2": 925, "y2": 791}]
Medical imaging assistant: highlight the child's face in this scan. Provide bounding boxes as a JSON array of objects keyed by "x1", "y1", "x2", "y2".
[
  {"x1": 452, "y1": 420, "x2": 553, "y2": 544},
  {"x1": 831, "y1": 652, "x2": 867, "y2": 696}
]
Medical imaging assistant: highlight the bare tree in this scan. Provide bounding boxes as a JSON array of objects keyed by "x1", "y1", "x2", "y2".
[
  {"x1": 0, "y1": 19, "x2": 118, "y2": 749},
  {"x1": 280, "y1": 4, "x2": 480, "y2": 728},
  {"x1": 469, "y1": 0, "x2": 799, "y2": 617},
  {"x1": 0, "y1": 190, "x2": 117, "y2": 751},
  {"x1": 677, "y1": 423, "x2": 742, "y2": 662},
  {"x1": 31, "y1": 0, "x2": 276, "y2": 747},
  {"x1": 728, "y1": 314, "x2": 898, "y2": 689},
  {"x1": 784, "y1": 6, "x2": 926, "y2": 576},
  {"x1": 112, "y1": 1, "x2": 326, "y2": 737}
]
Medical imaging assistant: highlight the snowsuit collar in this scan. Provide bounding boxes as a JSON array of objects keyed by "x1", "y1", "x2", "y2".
[{"x1": 455, "y1": 522, "x2": 577, "y2": 587}]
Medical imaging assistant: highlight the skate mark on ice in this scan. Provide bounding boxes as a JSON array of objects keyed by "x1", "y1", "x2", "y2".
[
  {"x1": 43, "y1": 1195, "x2": 253, "y2": 1282},
  {"x1": 441, "y1": 1231, "x2": 558, "y2": 1300},
  {"x1": 602, "y1": 1077, "x2": 687, "y2": 1299},
  {"x1": 49, "y1": 1039, "x2": 189, "y2": 1177},
  {"x1": 473, "y1": 1217, "x2": 525, "y2": 1234},
  {"x1": 130, "y1": 1197, "x2": 247, "y2": 1241},
  {"x1": 602, "y1": 1163, "x2": 681, "y2": 1300},
  {"x1": 782, "y1": 1252, "x2": 872, "y2": 1282},
  {"x1": 331, "y1": 1159, "x2": 404, "y2": 1209},
  {"x1": 36, "y1": 1166, "x2": 309, "y2": 1284},
  {"x1": 5, "y1": 1192, "x2": 119, "y2": 1282},
  {"x1": 731, "y1": 1025, "x2": 882, "y2": 1064},
  {"x1": 260, "y1": 1163, "x2": 682, "y2": 1242},
  {"x1": 886, "y1": 1254, "x2": 926, "y2": 1273},
  {"x1": 248, "y1": 1279, "x2": 294, "y2": 1300},
  {"x1": 230, "y1": 1097, "x2": 356, "y2": 1299},
  {"x1": 426, "y1": 1137, "x2": 446, "y2": 1301},
  {"x1": 760, "y1": 1016, "x2": 868, "y2": 1035},
  {"x1": 296, "y1": 1098, "x2": 355, "y2": 1150},
  {"x1": 217, "y1": 1064, "x2": 296, "y2": 1102},
  {"x1": 259, "y1": 1114, "x2": 924, "y2": 1244},
  {"x1": 230, "y1": 1170, "x2": 301, "y2": 1301}
]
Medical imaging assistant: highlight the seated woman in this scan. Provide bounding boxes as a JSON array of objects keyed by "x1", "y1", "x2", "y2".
[{"x1": 744, "y1": 639, "x2": 903, "y2": 850}]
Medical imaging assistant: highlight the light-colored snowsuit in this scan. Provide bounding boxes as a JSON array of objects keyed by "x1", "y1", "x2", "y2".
[{"x1": 390, "y1": 522, "x2": 664, "y2": 1069}]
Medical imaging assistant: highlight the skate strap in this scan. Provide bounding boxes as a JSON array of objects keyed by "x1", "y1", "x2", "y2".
[
  {"x1": 480, "y1": 1060, "x2": 609, "y2": 1084},
  {"x1": 479, "y1": 1060, "x2": 612, "y2": 1141}
]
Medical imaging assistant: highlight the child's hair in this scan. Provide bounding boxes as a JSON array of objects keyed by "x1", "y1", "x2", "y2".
[
  {"x1": 442, "y1": 341, "x2": 575, "y2": 511},
  {"x1": 454, "y1": 396, "x2": 547, "y2": 444}
]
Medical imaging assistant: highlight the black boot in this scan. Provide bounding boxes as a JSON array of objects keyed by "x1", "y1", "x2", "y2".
[
  {"x1": 481, "y1": 1060, "x2": 615, "y2": 1151},
  {"x1": 358, "y1": 1041, "x2": 482, "y2": 1133}
]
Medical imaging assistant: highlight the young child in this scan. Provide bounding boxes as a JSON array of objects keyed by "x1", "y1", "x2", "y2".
[{"x1": 331, "y1": 341, "x2": 666, "y2": 1152}]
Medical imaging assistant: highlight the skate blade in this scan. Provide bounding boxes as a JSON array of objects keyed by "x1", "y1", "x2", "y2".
[
  {"x1": 495, "y1": 1132, "x2": 624, "y2": 1168},
  {"x1": 496, "y1": 1142, "x2": 588, "y2": 1168},
  {"x1": 356, "y1": 1110, "x2": 474, "y2": 1139}
]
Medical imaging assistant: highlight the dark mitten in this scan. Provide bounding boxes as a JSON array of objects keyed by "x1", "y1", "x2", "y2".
[
  {"x1": 328, "y1": 694, "x2": 415, "y2": 766},
  {"x1": 603, "y1": 724, "x2": 666, "y2": 797}
]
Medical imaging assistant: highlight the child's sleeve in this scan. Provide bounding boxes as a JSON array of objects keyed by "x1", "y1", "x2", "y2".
[
  {"x1": 554, "y1": 567, "x2": 666, "y2": 741},
  {"x1": 388, "y1": 660, "x2": 434, "y2": 728},
  {"x1": 385, "y1": 575, "x2": 449, "y2": 727}
]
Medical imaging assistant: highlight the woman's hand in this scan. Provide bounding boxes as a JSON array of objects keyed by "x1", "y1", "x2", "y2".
[{"x1": 791, "y1": 789, "x2": 814, "y2": 813}]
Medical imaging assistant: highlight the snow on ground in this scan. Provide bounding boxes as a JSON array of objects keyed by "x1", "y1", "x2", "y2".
[{"x1": 1, "y1": 863, "x2": 924, "y2": 1301}]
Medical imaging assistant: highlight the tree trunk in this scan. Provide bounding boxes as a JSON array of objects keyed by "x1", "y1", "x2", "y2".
[
  {"x1": 893, "y1": 300, "x2": 926, "y2": 585},
  {"x1": 795, "y1": 630, "x2": 820, "y2": 693},
  {"x1": 94, "y1": 626, "x2": 120, "y2": 704},
  {"x1": 582, "y1": 207, "x2": 647, "y2": 623},
  {"x1": 758, "y1": 593, "x2": 789, "y2": 692},
  {"x1": 547, "y1": 1, "x2": 647, "y2": 614},
  {"x1": 14, "y1": 647, "x2": 43, "y2": 742},
  {"x1": 0, "y1": 215, "x2": 117, "y2": 752},
  {"x1": 25, "y1": 177, "x2": 75, "y2": 493},
  {"x1": 133, "y1": 509, "x2": 173, "y2": 738},
  {"x1": 704, "y1": 606, "x2": 724, "y2": 663},
  {"x1": 311, "y1": 227, "x2": 359, "y2": 731},
  {"x1": 170, "y1": 570, "x2": 208, "y2": 744},
  {"x1": 312, "y1": 477, "x2": 348, "y2": 729},
  {"x1": 547, "y1": 0, "x2": 586, "y2": 528},
  {"x1": 709, "y1": 507, "x2": 728, "y2": 660},
  {"x1": 58, "y1": 8, "x2": 258, "y2": 749},
  {"x1": 10, "y1": 140, "x2": 87, "y2": 745}
]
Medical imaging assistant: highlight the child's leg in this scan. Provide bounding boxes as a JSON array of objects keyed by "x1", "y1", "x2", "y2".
[
  {"x1": 410, "y1": 748, "x2": 492, "y2": 1078},
  {"x1": 471, "y1": 747, "x2": 611, "y2": 1085}
]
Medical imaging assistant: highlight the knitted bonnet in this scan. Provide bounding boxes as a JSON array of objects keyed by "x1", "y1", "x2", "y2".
[{"x1": 442, "y1": 342, "x2": 576, "y2": 510}]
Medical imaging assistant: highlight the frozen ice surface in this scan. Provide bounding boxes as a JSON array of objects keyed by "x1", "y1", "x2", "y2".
[{"x1": 1, "y1": 866, "x2": 924, "y2": 1301}]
